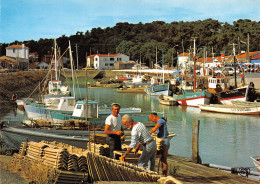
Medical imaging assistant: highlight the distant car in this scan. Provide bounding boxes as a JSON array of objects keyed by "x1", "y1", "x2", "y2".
[
  {"x1": 222, "y1": 67, "x2": 239, "y2": 76},
  {"x1": 213, "y1": 68, "x2": 223, "y2": 75}
]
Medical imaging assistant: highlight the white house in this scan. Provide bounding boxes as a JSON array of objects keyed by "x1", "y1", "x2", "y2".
[
  {"x1": 178, "y1": 52, "x2": 194, "y2": 70},
  {"x1": 93, "y1": 54, "x2": 129, "y2": 70},
  {"x1": 6, "y1": 44, "x2": 29, "y2": 69},
  {"x1": 6, "y1": 44, "x2": 29, "y2": 59}
]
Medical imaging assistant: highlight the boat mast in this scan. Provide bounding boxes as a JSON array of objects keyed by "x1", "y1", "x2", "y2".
[
  {"x1": 162, "y1": 48, "x2": 165, "y2": 84},
  {"x1": 69, "y1": 41, "x2": 76, "y2": 97},
  {"x1": 232, "y1": 43, "x2": 237, "y2": 87},
  {"x1": 192, "y1": 37, "x2": 197, "y2": 89},
  {"x1": 54, "y1": 38, "x2": 58, "y2": 81}
]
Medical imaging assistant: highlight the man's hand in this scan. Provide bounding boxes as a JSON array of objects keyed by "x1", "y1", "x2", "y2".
[
  {"x1": 121, "y1": 134, "x2": 125, "y2": 142},
  {"x1": 116, "y1": 131, "x2": 123, "y2": 136},
  {"x1": 120, "y1": 154, "x2": 126, "y2": 161}
]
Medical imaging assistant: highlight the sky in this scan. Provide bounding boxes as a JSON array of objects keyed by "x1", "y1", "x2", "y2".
[{"x1": 0, "y1": 0, "x2": 259, "y2": 43}]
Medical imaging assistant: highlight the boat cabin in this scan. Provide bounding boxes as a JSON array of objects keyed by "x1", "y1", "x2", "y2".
[
  {"x1": 72, "y1": 100, "x2": 99, "y2": 118},
  {"x1": 48, "y1": 80, "x2": 70, "y2": 95},
  {"x1": 45, "y1": 96, "x2": 76, "y2": 111},
  {"x1": 208, "y1": 77, "x2": 230, "y2": 91}
]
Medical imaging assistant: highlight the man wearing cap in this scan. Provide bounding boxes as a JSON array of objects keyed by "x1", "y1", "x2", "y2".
[
  {"x1": 104, "y1": 103, "x2": 125, "y2": 158},
  {"x1": 120, "y1": 114, "x2": 157, "y2": 171}
]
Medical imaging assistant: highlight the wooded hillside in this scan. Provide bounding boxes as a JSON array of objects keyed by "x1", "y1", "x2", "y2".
[{"x1": 2, "y1": 19, "x2": 260, "y2": 67}]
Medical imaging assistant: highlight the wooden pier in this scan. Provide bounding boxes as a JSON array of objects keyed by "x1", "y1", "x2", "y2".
[{"x1": 164, "y1": 154, "x2": 259, "y2": 184}]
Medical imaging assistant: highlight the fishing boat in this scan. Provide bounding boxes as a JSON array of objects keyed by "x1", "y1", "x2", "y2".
[
  {"x1": 145, "y1": 83, "x2": 169, "y2": 96},
  {"x1": 218, "y1": 82, "x2": 256, "y2": 105},
  {"x1": 173, "y1": 89, "x2": 212, "y2": 107},
  {"x1": 198, "y1": 104, "x2": 260, "y2": 115},
  {"x1": 250, "y1": 156, "x2": 260, "y2": 173},
  {"x1": 24, "y1": 96, "x2": 76, "y2": 121},
  {"x1": 158, "y1": 95, "x2": 178, "y2": 106},
  {"x1": 50, "y1": 100, "x2": 143, "y2": 125},
  {"x1": 99, "y1": 104, "x2": 142, "y2": 115}
]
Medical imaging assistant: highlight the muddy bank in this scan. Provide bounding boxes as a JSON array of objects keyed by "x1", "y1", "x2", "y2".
[{"x1": 0, "y1": 71, "x2": 48, "y2": 102}]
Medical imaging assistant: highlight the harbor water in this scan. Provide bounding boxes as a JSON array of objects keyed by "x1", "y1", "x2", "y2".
[{"x1": 1, "y1": 87, "x2": 260, "y2": 173}]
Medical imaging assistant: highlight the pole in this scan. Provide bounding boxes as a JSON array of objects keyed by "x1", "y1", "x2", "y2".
[
  {"x1": 54, "y1": 39, "x2": 58, "y2": 80},
  {"x1": 69, "y1": 41, "x2": 76, "y2": 97},
  {"x1": 76, "y1": 43, "x2": 79, "y2": 70},
  {"x1": 162, "y1": 49, "x2": 165, "y2": 84},
  {"x1": 192, "y1": 120, "x2": 201, "y2": 163},
  {"x1": 233, "y1": 43, "x2": 237, "y2": 88}
]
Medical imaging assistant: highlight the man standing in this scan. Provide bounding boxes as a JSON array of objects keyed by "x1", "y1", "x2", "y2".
[
  {"x1": 120, "y1": 114, "x2": 157, "y2": 171},
  {"x1": 104, "y1": 103, "x2": 124, "y2": 158},
  {"x1": 149, "y1": 112, "x2": 169, "y2": 176}
]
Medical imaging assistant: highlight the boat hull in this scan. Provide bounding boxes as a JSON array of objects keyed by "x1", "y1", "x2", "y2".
[
  {"x1": 219, "y1": 84, "x2": 255, "y2": 105},
  {"x1": 0, "y1": 127, "x2": 98, "y2": 150},
  {"x1": 173, "y1": 90, "x2": 212, "y2": 107},
  {"x1": 251, "y1": 156, "x2": 260, "y2": 173},
  {"x1": 199, "y1": 104, "x2": 260, "y2": 115},
  {"x1": 24, "y1": 103, "x2": 73, "y2": 121},
  {"x1": 145, "y1": 84, "x2": 169, "y2": 96},
  {"x1": 158, "y1": 95, "x2": 178, "y2": 106}
]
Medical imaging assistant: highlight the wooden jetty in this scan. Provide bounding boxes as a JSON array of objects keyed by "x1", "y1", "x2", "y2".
[{"x1": 165, "y1": 154, "x2": 259, "y2": 184}]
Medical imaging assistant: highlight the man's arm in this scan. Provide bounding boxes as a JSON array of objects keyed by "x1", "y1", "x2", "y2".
[
  {"x1": 104, "y1": 124, "x2": 123, "y2": 135},
  {"x1": 120, "y1": 147, "x2": 133, "y2": 161},
  {"x1": 150, "y1": 123, "x2": 161, "y2": 134}
]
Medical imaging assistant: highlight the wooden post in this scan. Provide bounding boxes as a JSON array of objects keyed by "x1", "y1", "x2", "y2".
[{"x1": 192, "y1": 120, "x2": 201, "y2": 163}]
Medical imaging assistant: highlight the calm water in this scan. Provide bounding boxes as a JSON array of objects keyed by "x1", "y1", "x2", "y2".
[{"x1": 1, "y1": 87, "x2": 260, "y2": 172}]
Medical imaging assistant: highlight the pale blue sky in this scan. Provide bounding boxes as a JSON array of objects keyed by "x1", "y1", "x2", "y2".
[{"x1": 1, "y1": 0, "x2": 259, "y2": 43}]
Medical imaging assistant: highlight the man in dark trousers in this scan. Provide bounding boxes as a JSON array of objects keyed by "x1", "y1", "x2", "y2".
[
  {"x1": 149, "y1": 112, "x2": 169, "y2": 176},
  {"x1": 104, "y1": 103, "x2": 125, "y2": 158}
]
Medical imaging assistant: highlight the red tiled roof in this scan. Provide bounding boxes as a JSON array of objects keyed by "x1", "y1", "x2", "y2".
[
  {"x1": 7, "y1": 44, "x2": 29, "y2": 49},
  {"x1": 236, "y1": 51, "x2": 259, "y2": 58},
  {"x1": 179, "y1": 53, "x2": 193, "y2": 57},
  {"x1": 197, "y1": 56, "x2": 229, "y2": 63},
  {"x1": 252, "y1": 54, "x2": 260, "y2": 60}
]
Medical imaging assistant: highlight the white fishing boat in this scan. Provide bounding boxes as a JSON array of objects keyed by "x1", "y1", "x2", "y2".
[
  {"x1": 198, "y1": 104, "x2": 260, "y2": 115},
  {"x1": 99, "y1": 105, "x2": 142, "y2": 115},
  {"x1": 24, "y1": 96, "x2": 76, "y2": 121},
  {"x1": 250, "y1": 156, "x2": 260, "y2": 173},
  {"x1": 158, "y1": 95, "x2": 178, "y2": 106}
]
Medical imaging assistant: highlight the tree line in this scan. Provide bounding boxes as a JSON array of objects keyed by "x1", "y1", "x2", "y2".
[{"x1": 1, "y1": 19, "x2": 260, "y2": 68}]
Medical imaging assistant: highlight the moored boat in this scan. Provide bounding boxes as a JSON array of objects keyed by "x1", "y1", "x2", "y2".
[
  {"x1": 99, "y1": 105, "x2": 142, "y2": 115},
  {"x1": 145, "y1": 83, "x2": 169, "y2": 96},
  {"x1": 250, "y1": 156, "x2": 260, "y2": 173},
  {"x1": 198, "y1": 104, "x2": 260, "y2": 115},
  {"x1": 218, "y1": 82, "x2": 256, "y2": 105},
  {"x1": 173, "y1": 89, "x2": 212, "y2": 107},
  {"x1": 158, "y1": 95, "x2": 178, "y2": 106}
]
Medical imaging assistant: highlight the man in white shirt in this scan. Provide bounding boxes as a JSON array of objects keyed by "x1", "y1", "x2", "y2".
[
  {"x1": 104, "y1": 103, "x2": 125, "y2": 158},
  {"x1": 120, "y1": 114, "x2": 157, "y2": 171}
]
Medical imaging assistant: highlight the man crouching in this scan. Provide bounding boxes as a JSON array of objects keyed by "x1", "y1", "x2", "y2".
[{"x1": 120, "y1": 114, "x2": 157, "y2": 171}]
